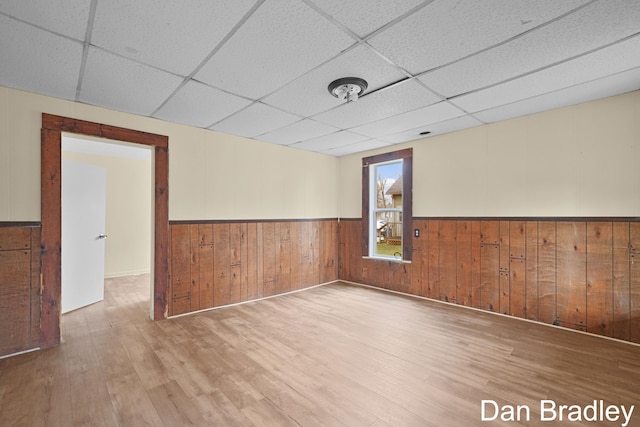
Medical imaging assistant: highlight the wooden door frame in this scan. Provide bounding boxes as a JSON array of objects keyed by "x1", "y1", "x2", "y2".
[{"x1": 40, "y1": 113, "x2": 169, "y2": 348}]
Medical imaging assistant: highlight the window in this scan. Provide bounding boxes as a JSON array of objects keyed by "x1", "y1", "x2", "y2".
[{"x1": 362, "y1": 148, "x2": 412, "y2": 261}]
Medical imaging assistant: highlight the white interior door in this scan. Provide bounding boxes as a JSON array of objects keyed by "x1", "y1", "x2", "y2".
[{"x1": 62, "y1": 159, "x2": 107, "y2": 313}]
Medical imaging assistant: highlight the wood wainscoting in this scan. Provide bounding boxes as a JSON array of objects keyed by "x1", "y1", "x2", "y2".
[
  {"x1": 168, "y1": 219, "x2": 338, "y2": 316},
  {"x1": 0, "y1": 224, "x2": 41, "y2": 357},
  {"x1": 339, "y1": 218, "x2": 640, "y2": 344}
]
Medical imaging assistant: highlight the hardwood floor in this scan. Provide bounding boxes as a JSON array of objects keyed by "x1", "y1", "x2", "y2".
[{"x1": 1, "y1": 275, "x2": 640, "y2": 426}]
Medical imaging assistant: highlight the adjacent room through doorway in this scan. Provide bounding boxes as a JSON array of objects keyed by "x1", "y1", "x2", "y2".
[{"x1": 61, "y1": 135, "x2": 153, "y2": 325}]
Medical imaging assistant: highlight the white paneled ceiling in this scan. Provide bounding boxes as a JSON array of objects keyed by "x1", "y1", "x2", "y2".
[{"x1": 1, "y1": 0, "x2": 639, "y2": 157}]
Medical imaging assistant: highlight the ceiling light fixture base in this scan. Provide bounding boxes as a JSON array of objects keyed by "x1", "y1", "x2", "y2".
[{"x1": 328, "y1": 77, "x2": 368, "y2": 102}]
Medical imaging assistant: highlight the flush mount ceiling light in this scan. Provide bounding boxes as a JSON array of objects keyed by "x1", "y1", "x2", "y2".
[{"x1": 328, "y1": 77, "x2": 368, "y2": 102}]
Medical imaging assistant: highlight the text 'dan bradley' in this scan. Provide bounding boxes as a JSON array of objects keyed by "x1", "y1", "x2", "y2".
[{"x1": 481, "y1": 400, "x2": 635, "y2": 426}]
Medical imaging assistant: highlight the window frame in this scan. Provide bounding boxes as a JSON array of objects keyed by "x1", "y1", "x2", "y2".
[{"x1": 362, "y1": 148, "x2": 413, "y2": 261}]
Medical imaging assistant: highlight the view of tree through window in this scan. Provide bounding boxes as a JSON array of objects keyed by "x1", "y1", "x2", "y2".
[{"x1": 371, "y1": 160, "x2": 403, "y2": 258}]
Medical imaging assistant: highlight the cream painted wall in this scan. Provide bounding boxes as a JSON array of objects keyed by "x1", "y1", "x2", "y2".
[
  {"x1": 3, "y1": 85, "x2": 639, "y2": 222},
  {"x1": 338, "y1": 90, "x2": 640, "y2": 218},
  {"x1": 0, "y1": 86, "x2": 338, "y2": 221},
  {"x1": 63, "y1": 150, "x2": 152, "y2": 277}
]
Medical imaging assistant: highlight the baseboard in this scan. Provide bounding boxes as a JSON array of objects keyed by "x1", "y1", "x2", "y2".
[{"x1": 104, "y1": 270, "x2": 150, "y2": 279}]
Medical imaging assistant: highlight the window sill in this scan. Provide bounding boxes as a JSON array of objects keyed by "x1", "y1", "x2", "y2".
[{"x1": 362, "y1": 256, "x2": 411, "y2": 264}]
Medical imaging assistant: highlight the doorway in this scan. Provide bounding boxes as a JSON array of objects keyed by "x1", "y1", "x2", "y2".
[
  {"x1": 40, "y1": 114, "x2": 169, "y2": 348},
  {"x1": 62, "y1": 136, "x2": 153, "y2": 314}
]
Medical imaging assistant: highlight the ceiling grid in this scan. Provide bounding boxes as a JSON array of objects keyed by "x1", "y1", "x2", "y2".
[{"x1": 0, "y1": 0, "x2": 638, "y2": 156}]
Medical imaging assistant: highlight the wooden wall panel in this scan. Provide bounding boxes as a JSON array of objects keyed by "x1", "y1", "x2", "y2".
[
  {"x1": 213, "y1": 223, "x2": 233, "y2": 306},
  {"x1": 411, "y1": 220, "x2": 427, "y2": 298},
  {"x1": 524, "y1": 222, "x2": 539, "y2": 321},
  {"x1": 245, "y1": 223, "x2": 258, "y2": 301},
  {"x1": 339, "y1": 220, "x2": 358, "y2": 283},
  {"x1": 509, "y1": 222, "x2": 526, "y2": 260},
  {"x1": 480, "y1": 220, "x2": 500, "y2": 312},
  {"x1": 499, "y1": 221, "x2": 510, "y2": 314},
  {"x1": 509, "y1": 258, "x2": 526, "y2": 317},
  {"x1": 278, "y1": 223, "x2": 291, "y2": 294},
  {"x1": 612, "y1": 222, "x2": 630, "y2": 341},
  {"x1": 0, "y1": 225, "x2": 41, "y2": 357},
  {"x1": 198, "y1": 231, "x2": 214, "y2": 310},
  {"x1": 328, "y1": 220, "x2": 339, "y2": 282},
  {"x1": 189, "y1": 226, "x2": 200, "y2": 311},
  {"x1": 537, "y1": 222, "x2": 557, "y2": 324},
  {"x1": 556, "y1": 222, "x2": 587, "y2": 330},
  {"x1": 586, "y1": 222, "x2": 613, "y2": 336},
  {"x1": 426, "y1": 220, "x2": 440, "y2": 299},
  {"x1": 0, "y1": 250, "x2": 31, "y2": 355},
  {"x1": 171, "y1": 297, "x2": 190, "y2": 316},
  {"x1": 169, "y1": 224, "x2": 191, "y2": 316},
  {"x1": 508, "y1": 221, "x2": 526, "y2": 317},
  {"x1": 470, "y1": 221, "x2": 482, "y2": 309},
  {"x1": 290, "y1": 222, "x2": 303, "y2": 290},
  {"x1": 229, "y1": 224, "x2": 244, "y2": 304},
  {"x1": 272, "y1": 222, "x2": 282, "y2": 296},
  {"x1": 629, "y1": 223, "x2": 640, "y2": 343},
  {"x1": 311, "y1": 221, "x2": 321, "y2": 286},
  {"x1": 438, "y1": 220, "x2": 457, "y2": 303},
  {"x1": 261, "y1": 222, "x2": 276, "y2": 296},
  {"x1": 319, "y1": 220, "x2": 338, "y2": 285},
  {"x1": 499, "y1": 271, "x2": 510, "y2": 315},
  {"x1": 338, "y1": 217, "x2": 640, "y2": 345},
  {"x1": 0, "y1": 228, "x2": 31, "y2": 251},
  {"x1": 480, "y1": 244, "x2": 500, "y2": 312},
  {"x1": 256, "y1": 223, "x2": 264, "y2": 299},
  {"x1": 166, "y1": 220, "x2": 338, "y2": 319},
  {"x1": 456, "y1": 221, "x2": 473, "y2": 307},
  {"x1": 30, "y1": 227, "x2": 42, "y2": 348},
  {"x1": 299, "y1": 222, "x2": 312, "y2": 288},
  {"x1": 480, "y1": 220, "x2": 499, "y2": 245}
]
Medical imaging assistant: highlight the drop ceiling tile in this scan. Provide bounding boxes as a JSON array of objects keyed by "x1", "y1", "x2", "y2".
[
  {"x1": 379, "y1": 115, "x2": 484, "y2": 143},
  {"x1": 351, "y1": 101, "x2": 465, "y2": 138},
  {"x1": 195, "y1": 0, "x2": 355, "y2": 99},
  {"x1": 308, "y1": 0, "x2": 425, "y2": 38},
  {"x1": 313, "y1": 79, "x2": 441, "y2": 129},
  {"x1": 262, "y1": 45, "x2": 406, "y2": 117},
  {"x1": 79, "y1": 47, "x2": 183, "y2": 116},
  {"x1": 211, "y1": 103, "x2": 300, "y2": 138},
  {"x1": 451, "y1": 35, "x2": 640, "y2": 113},
  {"x1": 258, "y1": 119, "x2": 338, "y2": 145},
  {"x1": 92, "y1": 0, "x2": 257, "y2": 76},
  {"x1": 420, "y1": 1, "x2": 640, "y2": 97},
  {"x1": 474, "y1": 67, "x2": 640, "y2": 124},
  {"x1": 319, "y1": 139, "x2": 392, "y2": 157},
  {"x1": 0, "y1": 15, "x2": 82, "y2": 100},
  {"x1": 0, "y1": 0, "x2": 90, "y2": 40},
  {"x1": 290, "y1": 131, "x2": 369, "y2": 152},
  {"x1": 154, "y1": 80, "x2": 251, "y2": 128},
  {"x1": 368, "y1": 0, "x2": 588, "y2": 74}
]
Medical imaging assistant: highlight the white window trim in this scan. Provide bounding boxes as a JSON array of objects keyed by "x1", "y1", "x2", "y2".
[{"x1": 368, "y1": 159, "x2": 403, "y2": 260}]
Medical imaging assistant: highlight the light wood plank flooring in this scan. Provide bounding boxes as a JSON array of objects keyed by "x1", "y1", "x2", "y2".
[{"x1": 1, "y1": 275, "x2": 640, "y2": 426}]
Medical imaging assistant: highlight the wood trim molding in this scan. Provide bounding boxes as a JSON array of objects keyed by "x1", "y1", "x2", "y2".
[
  {"x1": 169, "y1": 218, "x2": 339, "y2": 225},
  {"x1": 402, "y1": 154, "x2": 412, "y2": 261},
  {"x1": 40, "y1": 113, "x2": 169, "y2": 348},
  {"x1": 340, "y1": 216, "x2": 640, "y2": 222},
  {"x1": 412, "y1": 216, "x2": 640, "y2": 222},
  {"x1": 361, "y1": 148, "x2": 413, "y2": 260},
  {"x1": 0, "y1": 222, "x2": 41, "y2": 227}
]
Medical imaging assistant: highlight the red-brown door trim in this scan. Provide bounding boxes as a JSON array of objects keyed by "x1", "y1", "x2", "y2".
[{"x1": 40, "y1": 113, "x2": 169, "y2": 348}]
